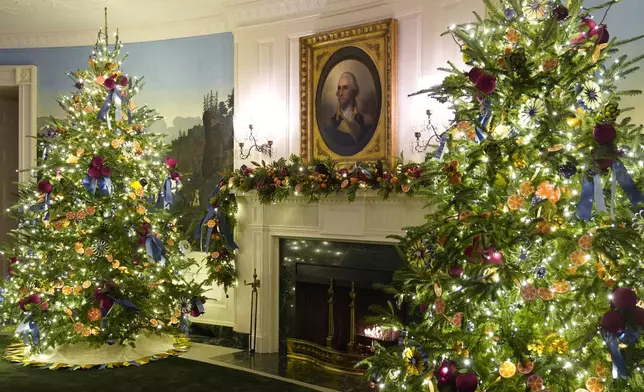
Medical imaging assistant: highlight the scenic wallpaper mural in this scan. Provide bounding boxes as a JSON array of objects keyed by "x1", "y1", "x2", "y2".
[{"x1": 0, "y1": 32, "x2": 235, "y2": 211}]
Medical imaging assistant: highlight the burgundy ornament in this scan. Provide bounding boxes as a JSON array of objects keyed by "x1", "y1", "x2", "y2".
[
  {"x1": 455, "y1": 372, "x2": 478, "y2": 392},
  {"x1": 28, "y1": 293, "x2": 42, "y2": 305},
  {"x1": 191, "y1": 308, "x2": 202, "y2": 317},
  {"x1": 170, "y1": 171, "x2": 181, "y2": 181},
  {"x1": 475, "y1": 73, "x2": 497, "y2": 95},
  {"x1": 91, "y1": 156, "x2": 105, "y2": 168},
  {"x1": 100, "y1": 296, "x2": 114, "y2": 311},
  {"x1": 593, "y1": 124, "x2": 617, "y2": 145},
  {"x1": 118, "y1": 75, "x2": 129, "y2": 87},
  {"x1": 40, "y1": 301, "x2": 49, "y2": 311},
  {"x1": 552, "y1": 5, "x2": 569, "y2": 21},
  {"x1": 632, "y1": 306, "x2": 644, "y2": 327},
  {"x1": 88, "y1": 166, "x2": 102, "y2": 179},
  {"x1": 103, "y1": 78, "x2": 117, "y2": 91},
  {"x1": 419, "y1": 303, "x2": 428, "y2": 313},
  {"x1": 100, "y1": 166, "x2": 112, "y2": 177},
  {"x1": 37, "y1": 180, "x2": 53, "y2": 194},
  {"x1": 485, "y1": 250, "x2": 504, "y2": 265},
  {"x1": 468, "y1": 67, "x2": 485, "y2": 84},
  {"x1": 590, "y1": 24, "x2": 610, "y2": 44},
  {"x1": 434, "y1": 360, "x2": 458, "y2": 384},
  {"x1": 612, "y1": 288, "x2": 638, "y2": 311},
  {"x1": 165, "y1": 157, "x2": 178, "y2": 169},
  {"x1": 602, "y1": 310, "x2": 625, "y2": 334},
  {"x1": 449, "y1": 265, "x2": 464, "y2": 278},
  {"x1": 18, "y1": 298, "x2": 29, "y2": 311}
]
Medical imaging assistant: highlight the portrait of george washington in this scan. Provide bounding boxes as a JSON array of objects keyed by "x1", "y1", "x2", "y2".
[{"x1": 316, "y1": 46, "x2": 382, "y2": 157}]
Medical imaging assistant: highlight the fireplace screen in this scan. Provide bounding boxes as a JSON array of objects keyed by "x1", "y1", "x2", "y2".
[{"x1": 279, "y1": 238, "x2": 406, "y2": 373}]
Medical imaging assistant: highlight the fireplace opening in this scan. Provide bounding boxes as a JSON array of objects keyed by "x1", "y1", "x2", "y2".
[{"x1": 279, "y1": 238, "x2": 407, "y2": 373}]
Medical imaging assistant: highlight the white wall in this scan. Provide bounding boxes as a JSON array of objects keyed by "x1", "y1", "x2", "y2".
[{"x1": 232, "y1": 0, "x2": 484, "y2": 167}]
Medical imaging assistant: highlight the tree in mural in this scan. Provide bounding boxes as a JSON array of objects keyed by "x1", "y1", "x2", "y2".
[
  {"x1": 363, "y1": 0, "x2": 644, "y2": 391},
  {"x1": 0, "y1": 25, "x2": 206, "y2": 354}
]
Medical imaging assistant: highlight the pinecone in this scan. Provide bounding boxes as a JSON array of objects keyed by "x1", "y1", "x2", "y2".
[{"x1": 602, "y1": 101, "x2": 620, "y2": 122}]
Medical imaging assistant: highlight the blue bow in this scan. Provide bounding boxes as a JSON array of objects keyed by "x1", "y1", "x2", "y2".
[
  {"x1": 475, "y1": 99, "x2": 492, "y2": 142},
  {"x1": 619, "y1": 325, "x2": 642, "y2": 345},
  {"x1": 83, "y1": 175, "x2": 98, "y2": 194},
  {"x1": 98, "y1": 87, "x2": 132, "y2": 129},
  {"x1": 145, "y1": 234, "x2": 166, "y2": 265},
  {"x1": 101, "y1": 295, "x2": 140, "y2": 330},
  {"x1": 196, "y1": 184, "x2": 221, "y2": 251},
  {"x1": 157, "y1": 177, "x2": 173, "y2": 210},
  {"x1": 98, "y1": 177, "x2": 114, "y2": 196},
  {"x1": 434, "y1": 132, "x2": 448, "y2": 159},
  {"x1": 602, "y1": 328, "x2": 629, "y2": 379},
  {"x1": 192, "y1": 297, "x2": 205, "y2": 315},
  {"x1": 216, "y1": 209, "x2": 239, "y2": 251},
  {"x1": 16, "y1": 314, "x2": 40, "y2": 345}
]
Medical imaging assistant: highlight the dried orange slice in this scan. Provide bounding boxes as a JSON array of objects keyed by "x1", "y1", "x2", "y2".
[
  {"x1": 517, "y1": 361, "x2": 535, "y2": 374},
  {"x1": 570, "y1": 250, "x2": 589, "y2": 267},
  {"x1": 521, "y1": 284, "x2": 538, "y2": 301},
  {"x1": 499, "y1": 361, "x2": 517, "y2": 378},
  {"x1": 552, "y1": 280, "x2": 570, "y2": 294},
  {"x1": 434, "y1": 298, "x2": 445, "y2": 315},
  {"x1": 575, "y1": 389, "x2": 589, "y2": 392},
  {"x1": 595, "y1": 363, "x2": 608, "y2": 378},
  {"x1": 434, "y1": 283, "x2": 442, "y2": 297},
  {"x1": 526, "y1": 375, "x2": 544, "y2": 391},
  {"x1": 507, "y1": 195, "x2": 525, "y2": 211},
  {"x1": 520, "y1": 181, "x2": 535, "y2": 197},
  {"x1": 585, "y1": 377, "x2": 604, "y2": 392},
  {"x1": 548, "y1": 144, "x2": 564, "y2": 152},
  {"x1": 578, "y1": 235, "x2": 593, "y2": 250},
  {"x1": 538, "y1": 287, "x2": 554, "y2": 301},
  {"x1": 459, "y1": 211, "x2": 473, "y2": 223},
  {"x1": 567, "y1": 267, "x2": 578, "y2": 275}
]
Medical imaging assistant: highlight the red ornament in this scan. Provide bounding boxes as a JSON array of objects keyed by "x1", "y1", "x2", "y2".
[
  {"x1": 91, "y1": 155, "x2": 105, "y2": 168},
  {"x1": 38, "y1": 180, "x2": 53, "y2": 194},
  {"x1": 601, "y1": 310, "x2": 625, "y2": 334},
  {"x1": 448, "y1": 265, "x2": 464, "y2": 278},
  {"x1": 28, "y1": 293, "x2": 42, "y2": 305},
  {"x1": 593, "y1": 124, "x2": 617, "y2": 145},
  {"x1": 434, "y1": 360, "x2": 457, "y2": 384},
  {"x1": 103, "y1": 78, "x2": 116, "y2": 91},
  {"x1": 18, "y1": 298, "x2": 29, "y2": 311},
  {"x1": 455, "y1": 372, "x2": 478, "y2": 392},
  {"x1": 590, "y1": 24, "x2": 610, "y2": 44},
  {"x1": 165, "y1": 157, "x2": 178, "y2": 169},
  {"x1": 88, "y1": 166, "x2": 102, "y2": 179},
  {"x1": 468, "y1": 67, "x2": 484, "y2": 84},
  {"x1": 119, "y1": 75, "x2": 129, "y2": 87},
  {"x1": 191, "y1": 308, "x2": 201, "y2": 317},
  {"x1": 170, "y1": 171, "x2": 181, "y2": 181},
  {"x1": 475, "y1": 73, "x2": 497, "y2": 95},
  {"x1": 485, "y1": 249, "x2": 504, "y2": 265},
  {"x1": 40, "y1": 301, "x2": 49, "y2": 311},
  {"x1": 612, "y1": 288, "x2": 638, "y2": 311},
  {"x1": 100, "y1": 166, "x2": 112, "y2": 177}
]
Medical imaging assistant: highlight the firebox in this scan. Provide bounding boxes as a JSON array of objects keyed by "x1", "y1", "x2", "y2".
[{"x1": 279, "y1": 238, "x2": 406, "y2": 373}]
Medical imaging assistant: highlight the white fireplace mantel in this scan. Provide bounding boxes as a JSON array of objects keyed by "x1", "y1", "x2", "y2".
[{"x1": 223, "y1": 191, "x2": 430, "y2": 353}]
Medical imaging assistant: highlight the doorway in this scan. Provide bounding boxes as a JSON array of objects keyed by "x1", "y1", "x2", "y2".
[{"x1": 0, "y1": 86, "x2": 19, "y2": 276}]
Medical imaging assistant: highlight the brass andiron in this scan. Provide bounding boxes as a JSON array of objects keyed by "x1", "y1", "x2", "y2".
[
  {"x1": 244, "y1": 268, "x2": 261, "y2": 354},
  {"x1": 326, "y1": 279, "x2": 335, "y2": 348},
  {"x1": 348, "y1": 282, "x2": 356, "y2": 353}
]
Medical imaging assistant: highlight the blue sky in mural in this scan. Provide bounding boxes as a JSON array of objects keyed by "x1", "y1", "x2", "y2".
[{"x1": 0, "y1": 33, "x2": 233, "y2": 140}]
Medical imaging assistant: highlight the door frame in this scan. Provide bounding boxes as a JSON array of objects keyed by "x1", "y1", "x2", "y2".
[{"x1": 0, "y1": 66, "x2": 37, "y2": 183}]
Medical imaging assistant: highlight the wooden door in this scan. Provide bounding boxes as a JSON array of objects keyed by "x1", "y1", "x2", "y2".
[{"x1": 0, "y1": 88, "x2": 19, "y2": 276}]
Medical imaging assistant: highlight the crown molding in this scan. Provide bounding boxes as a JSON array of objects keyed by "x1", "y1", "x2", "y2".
[{"x1": 0, "y1": 0, "x2": 386, "y2": 48}]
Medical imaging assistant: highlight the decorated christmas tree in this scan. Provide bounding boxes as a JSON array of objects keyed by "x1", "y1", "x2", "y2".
[
  {"x1": 0, "y1": 17, "x2": 205, "y2": 360},
  {"x1": 363, "y1": 1, "x2": 644, "y2": 391}
]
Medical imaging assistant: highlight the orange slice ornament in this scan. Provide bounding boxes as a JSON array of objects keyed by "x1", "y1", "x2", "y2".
[
  {"x1": 435, "y1": 298, "x2": 446, "y2": 315},
  {"x1": 517, "y1": 361, "x2": 535, "y2": 374},
  {"x1": 499, "y1": 361, "x2": 517, "y2": 378},
  {"x1": 538, "y1": 287, "x2": 555, "y2": 301},
  {"x1": 578, "y1": 235, "x2": 593, "y2": 250},
  {"x1": 570, "y1": 250, "x2": 589, "y2": 267},
  {"x1": 507, "y1": 195, "x2": 525, "y2": 211},
  {"x1": 585, "y1": 377, "x2": 604, "y2": 392},
  {"x1": 521, "y1": 284, "x2": 538, "y2": 301},
  {"x1": 520, "y1": 181, "x2": 535, "y2": 197},
  {"x1": 526, "y1": 375, "x2": 544, "y2": 391},
  {"x1": 552, "y1": 280, "x2": 570, "y2": 294}
]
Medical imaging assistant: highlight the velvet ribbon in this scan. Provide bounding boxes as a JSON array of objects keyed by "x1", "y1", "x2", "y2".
[
  {"x1": 619, "y1": 325, "x2": 642, "y2": 346},
  {"x1": 83, "y1": 175, "x2": 113, "y2": 196},
  {"x1": 196, "y1": 184, "x2": 238, "y2": 252},
  {"x1": 100, "y1": 293, "x2": 140, "y2": 330},
  {"x1": 98, "y1": 87, "x2": 132, "y2": 129},
  {"x1": 435, "y1": 132, "x2": 448, "y2": 159},
  {"x1": 16, "y1": 314, "x2": 40, "y2": 345},
  {"x1": 475, "y1": 99, "x2": 492, "y2": 142},
  {"x1": 577, "y1": 161, "x2": 643, "y2": 221},
  {"x1": 157, "y1": 177, "x2": 173, "y2": 210},
  {"x1": 145, "y1": 234, "x2": 166, "y2": 265},
  {"x1": 601, "y1": 328, "x2": 629, "y2": 379}
]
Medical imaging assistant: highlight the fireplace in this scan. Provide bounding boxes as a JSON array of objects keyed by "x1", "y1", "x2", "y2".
[{"x1": 278, "y1": 238, "x2": 406, "y2": 372}]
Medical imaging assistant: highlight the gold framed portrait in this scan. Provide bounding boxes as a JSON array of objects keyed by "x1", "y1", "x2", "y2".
[{"x1": 300, "y1": 19, "x2": 397, "y2": 165}]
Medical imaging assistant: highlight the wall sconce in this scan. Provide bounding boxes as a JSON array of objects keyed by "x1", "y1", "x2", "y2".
[
  {"x1": 410, "y1": 109, "x2": 443, "y2": 154},
  {"x1": 237, "y1": 124, "x2": 273, "y2": 160}
]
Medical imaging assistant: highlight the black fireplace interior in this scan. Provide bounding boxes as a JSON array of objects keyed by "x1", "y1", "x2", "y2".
[{"x1": 279, "y1": 238, "x2": 406, "y2": 354}]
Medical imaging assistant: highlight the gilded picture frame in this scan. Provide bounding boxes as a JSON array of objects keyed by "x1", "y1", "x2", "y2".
[{"x1": 300, "y1": 19, "x2": 397, "y2": 165}]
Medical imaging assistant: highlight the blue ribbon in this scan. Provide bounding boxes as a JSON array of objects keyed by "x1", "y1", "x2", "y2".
[
  {"x1": 192, "y1": 297, "x2": 205, "y2": 315},
  {"x1": 158, "y1": 178, "x2": 173, "y2": 209},
  {"x1": 145, "y1": 234, "x2": 166, "y2": 265},
  {"x1": 98, "y1": 87, "x2": 132, "y2": 129},
  {"x1": 618, "y1": 325, "x2": 642, "y2": 345},
  {"x1": 435, "y1": 132, "x2": 448, "y2": 159},
  {"x1": 475, "y1": 99, "x2": 492, "y2": 142},
  {"x1": 16, "y1": 314, "x2": 40, "y2": 345},
  {"x1": 577, "y1": 174, "x2": 595, "y2": 221},
  {"x1": 98, "y1": 177, "x2": 114, "y2": 196},
  {"x1": 602, "y1": 328, "x2": 629, "y2": 379},
  {"x1": 100, "y1": 295, "x2": 140, "y2": 330},
  {"x1": 196, "y1": 184, "x2": 222, "y2": 251},
  {"x1": 613, "y1": 161, "x2": 643, "y2": 206},
  {"x1": 179, "y1": 313, "x2": 190, "y2": 335},
  {"x1": 216, "y1": 209, "x2": 238, "y2": 251},
  {"x1": 83, "y1": 175, "x2": 98, "y2": 194},
  {"x1": 43, "y1": 193, "x2": 50, "y2": 221}
]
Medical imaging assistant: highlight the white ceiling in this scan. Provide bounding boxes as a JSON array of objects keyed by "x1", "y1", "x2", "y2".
[{"x1": 0, "y1": 0, "x2": 239, "y2": 34}]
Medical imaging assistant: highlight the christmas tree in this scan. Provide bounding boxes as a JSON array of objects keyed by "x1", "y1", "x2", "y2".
[
  {"x1": 364, "y1": 1, "x2": 644, "y2": 391},
  {"x1": 0, "y1": 17, "x2": 204, "y2": 356}
]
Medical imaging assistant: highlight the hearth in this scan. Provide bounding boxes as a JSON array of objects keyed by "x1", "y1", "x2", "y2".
[{"x1": 279, "y1": 238, "x2": 406, "y2": 373}]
